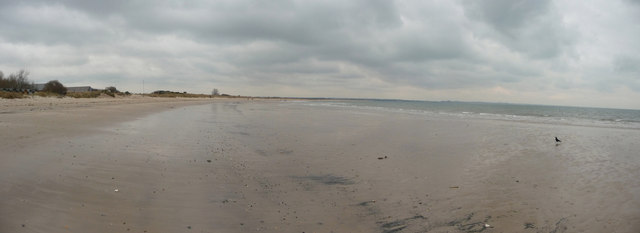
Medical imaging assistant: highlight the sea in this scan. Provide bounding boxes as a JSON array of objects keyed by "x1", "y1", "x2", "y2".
[{"x1": 297, "y1": 99, "x2": 640, "y2": 130}]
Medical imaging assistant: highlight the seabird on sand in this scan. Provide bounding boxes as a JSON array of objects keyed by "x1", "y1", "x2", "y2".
[{"x1": 555, "y1": 137, "x2": 562, "y2": 143}]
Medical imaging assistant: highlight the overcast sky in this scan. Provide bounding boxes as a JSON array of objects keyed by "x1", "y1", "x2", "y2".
[{"x1": 1, "y1": 0, "x2": 639, "y2": 109}]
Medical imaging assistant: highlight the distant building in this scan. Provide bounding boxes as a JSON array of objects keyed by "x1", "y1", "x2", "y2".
[
  {"x1": 66, "y1": 86, "x2": 94, "y2": 92},
  {"x1": 33, "y1": 83, "x2": 45, "y2": 91}
]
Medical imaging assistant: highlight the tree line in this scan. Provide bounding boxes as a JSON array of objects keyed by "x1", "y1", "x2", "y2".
[
  {"x1": 0, "y1": 70, "x2": 33, "y2": 90},
  {"x1": 0, "y1": 69, "x2": 69, "y2": 94}
]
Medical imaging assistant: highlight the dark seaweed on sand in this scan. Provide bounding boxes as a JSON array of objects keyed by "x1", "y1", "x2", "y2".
[{"x1": 294, "y1": 175, "x2": 355, "y2": 185}]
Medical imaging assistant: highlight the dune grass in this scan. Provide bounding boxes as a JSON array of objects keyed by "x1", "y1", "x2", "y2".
[
  {"x1": 66, "y1": 91, "x2": 102, "y2": 98},
  {"x1": 35, "y1": 92, "x2": 64, "y2": 98},
  {"x1": 147, "y1": 93, "x2": 212, "y2": 98},
  {"x1": 0, "y1": 91, "x2": 26, "y2": 99}
]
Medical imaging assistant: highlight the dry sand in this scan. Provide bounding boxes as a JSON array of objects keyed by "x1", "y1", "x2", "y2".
[{"x1": 1, "y1": 98, "x2": 639, "y2": 232}]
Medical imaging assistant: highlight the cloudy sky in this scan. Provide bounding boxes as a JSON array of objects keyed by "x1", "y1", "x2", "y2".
[{"x1": 1, "y1": 0, "x2": 639, "y2": 109}]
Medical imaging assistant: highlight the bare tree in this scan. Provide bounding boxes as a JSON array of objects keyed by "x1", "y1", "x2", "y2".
[
  {"x1": 0, "y1": 69, "x2": 32, "y2": 89},
  {"x1": 14, "y1": 70, "x2": 30, "y2": 89},
  {"x1": 212, "y1": 88, "x2": 220, "y2": 96}
]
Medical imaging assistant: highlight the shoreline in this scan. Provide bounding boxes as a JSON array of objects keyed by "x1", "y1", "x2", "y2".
[{"x1": 0, "y1": 95, "x2": 248, "y2": 113}]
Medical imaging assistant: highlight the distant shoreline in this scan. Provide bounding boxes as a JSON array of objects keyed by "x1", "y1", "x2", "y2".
[{"x1": 0, "y1": 94, "x2": 324, "y2": 114}]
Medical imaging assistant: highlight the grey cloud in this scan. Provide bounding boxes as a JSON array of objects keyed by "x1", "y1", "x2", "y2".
[
  {"x1": 1, "y1": 0, "x2": 639, "y2": 108},
  {"x1": 614, "y1": 56, "x2": 640, "y2": 74},
  {"x1": 612, "y1": 55, "x2": 640, "y2": 91},
  {"x1": 461, "y1": 0, "x2": 575, "y2": 59},
  {"x1": 81, "y1": 0, "x2": 402, "y2": 45},
  {"x1": 0, "y1": 5, "x2": 90, "y2": 43},
  {"x1": 463, "y1": 0, "x2": 551, "y2": 35},
  {"x1": 627, "y1": 0, "x2": 640, "y2": 5}
]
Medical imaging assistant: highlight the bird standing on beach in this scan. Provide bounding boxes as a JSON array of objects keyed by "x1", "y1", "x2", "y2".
[{"x1": 555, "y1": 137, "x2": 561, "y2": 143}]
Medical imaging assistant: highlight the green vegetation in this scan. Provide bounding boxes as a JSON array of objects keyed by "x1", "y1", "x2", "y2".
[
  {"x1": 35, "y1": 91, "x2": 64, "y2": 98},
  {"x1": 42, "y1": 80, "x2": 67, "y2": 95},
  {"x1": 149, "y1": 90, "x2": 211, "y2": 98},
  {"x1": 0, "y1": 91, "x2": 26, "y2": 99},
  {"x1": 66, "y1": 91, "x2": 102, "y2": 98},
  {"x1": 103, "y1": 86, "x2": 118, "y2": 97},
  {"x1": 0, "y1": 70, "x2": 221, "y2": 99},
  {"x1": 0, "y1": 70, "x2": 33, "y2": 99}
]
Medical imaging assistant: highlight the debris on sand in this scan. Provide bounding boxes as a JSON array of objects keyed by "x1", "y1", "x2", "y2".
[
  {"x1": 377, "y1": 155, "x2": 388, "y2": 160},
  {"x1": 379, "y1": 215, "x2": 425, "y2": 233},
  {"x1": 294, "y1": 175, "x2": 355, "y2": 185},
  {"x1": 447, "y1": 213, "x2": 493, "y2": 232},
  {"x1": 524, "y1": 222, "x2": 536, "y2": 229},
  {"x1": 357, "y1": 200, "x2": 376, "y2": 206}
]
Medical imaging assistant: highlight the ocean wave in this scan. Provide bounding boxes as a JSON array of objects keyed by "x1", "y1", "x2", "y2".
[{"x1": 294, "y1": 100, "x2": 640, "y2": 130}]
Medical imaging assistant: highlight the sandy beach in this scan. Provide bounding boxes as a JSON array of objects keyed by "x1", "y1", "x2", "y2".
[{"x1": 1, "y1": 98, "x2": 639, "y2": 233}]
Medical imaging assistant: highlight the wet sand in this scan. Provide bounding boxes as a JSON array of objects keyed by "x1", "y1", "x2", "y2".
[{"x1": 1, "y1": 100, "x2": 639, "y2": 232}]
